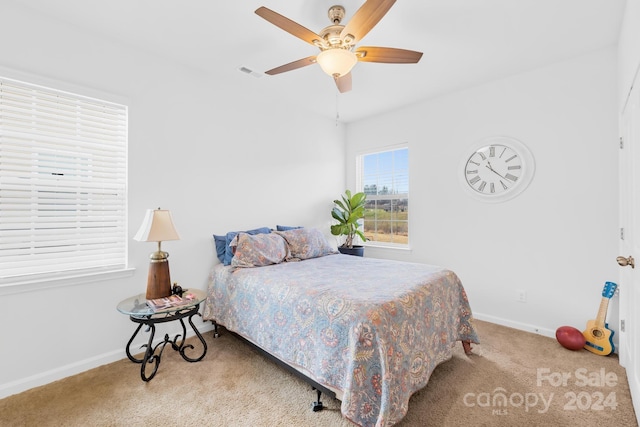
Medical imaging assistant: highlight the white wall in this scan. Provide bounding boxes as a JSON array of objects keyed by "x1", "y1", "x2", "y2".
[
  {"x1": 346, "y1": 47, "x2": 619, "y2": 338},
  {"x1": 0, "y1": 3, "x2": 345, "y2": 397}
]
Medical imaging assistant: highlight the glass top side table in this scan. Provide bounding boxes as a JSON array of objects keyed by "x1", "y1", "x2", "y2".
[{"x1": 117, "y1": 288, "x2": 208, "y2": 381}]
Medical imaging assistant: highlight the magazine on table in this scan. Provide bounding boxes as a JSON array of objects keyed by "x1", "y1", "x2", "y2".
[{"x1": 146, "y1": 292, "x2": 197, "y2": 312}]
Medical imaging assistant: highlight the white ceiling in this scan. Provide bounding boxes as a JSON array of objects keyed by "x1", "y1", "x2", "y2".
[{"x1": 10, "y1": 0, "x2": 627, "y2": 122}]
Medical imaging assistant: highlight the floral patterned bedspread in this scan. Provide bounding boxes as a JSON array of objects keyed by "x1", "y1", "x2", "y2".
[{"x1": 203, "y1": 254, "x2": 479, "y2": 427}]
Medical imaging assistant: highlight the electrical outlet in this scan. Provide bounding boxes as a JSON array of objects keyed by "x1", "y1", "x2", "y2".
[{"x1": 517, "y1": 290, "x2": 527, "y2": 303}]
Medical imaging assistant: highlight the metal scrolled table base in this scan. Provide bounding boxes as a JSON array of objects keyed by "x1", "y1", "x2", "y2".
[{"x1": 125, "y1": 305, "x2": 207, "y2": 381}]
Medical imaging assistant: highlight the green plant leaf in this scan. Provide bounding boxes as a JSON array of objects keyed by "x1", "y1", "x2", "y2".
[
  {"x1": 352, "y1": 206, "x2": 365, "y2": 217},
  {"x1": 331, "y1": 224, "x2": 348, "y2": 236},
  {"x1": 331, "y1": 208, "x2": 347, "y2": 222},
  {"x1": 351, "y1": 192, "x2": 366, "y2": 207},
  {"x1": 334, "y1": 199, "x2": 348, "y2": 212}
]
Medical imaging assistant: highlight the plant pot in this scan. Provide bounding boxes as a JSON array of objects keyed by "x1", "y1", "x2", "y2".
[{"x1": 338, "y1": 246, "x2": 364, "y2": 257}]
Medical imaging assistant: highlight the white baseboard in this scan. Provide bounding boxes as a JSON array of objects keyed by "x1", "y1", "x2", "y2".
[
  {"x1": 473, "y1": 312, "x2": 556, "y2": 338},
  {"x1": 0, "y1": 323, "x2": 215, "y2": 400}
]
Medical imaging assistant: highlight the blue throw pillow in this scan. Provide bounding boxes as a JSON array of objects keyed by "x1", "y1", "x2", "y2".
[
  {"x1": 213, "y1": 234, "x2": 227, "y2": 263},
  {"x1": 223, "y1": 227, "x2": 271, "y2": 265},
  {"x1": 276, "y1": 225, "x2": 303, "y2": 231}
]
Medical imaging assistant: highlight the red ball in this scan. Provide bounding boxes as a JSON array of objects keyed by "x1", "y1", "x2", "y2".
[{"x1": 555, "y1": 326, "x2": 586, "y2": 351}]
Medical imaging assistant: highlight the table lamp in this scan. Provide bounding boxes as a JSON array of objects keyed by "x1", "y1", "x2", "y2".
[{"x1": 134, "y1": 208, "x2": 180, "y2": 299}]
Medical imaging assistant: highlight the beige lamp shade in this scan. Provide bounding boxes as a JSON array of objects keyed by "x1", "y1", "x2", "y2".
[{"x1": 134, "y1": 209, "x2": 180, "y2": 243}]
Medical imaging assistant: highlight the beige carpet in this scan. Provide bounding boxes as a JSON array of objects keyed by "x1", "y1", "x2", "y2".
[{"x1": 0, "y1": 320, "x2": 636, "y2": 426}]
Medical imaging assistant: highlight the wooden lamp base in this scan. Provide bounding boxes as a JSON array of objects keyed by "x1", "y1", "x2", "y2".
[{"x1": 145, "y1": 259, "x2": 172, "y2": 300}]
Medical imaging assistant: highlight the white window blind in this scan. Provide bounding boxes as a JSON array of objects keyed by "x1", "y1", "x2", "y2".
[{"x1": 0, "y1": 77, "x2": 128, "y2": 284}]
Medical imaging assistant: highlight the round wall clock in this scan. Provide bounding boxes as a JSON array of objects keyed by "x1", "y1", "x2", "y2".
[{"x1": 460, "y1": 136, "x2": 535, "y2": 203}]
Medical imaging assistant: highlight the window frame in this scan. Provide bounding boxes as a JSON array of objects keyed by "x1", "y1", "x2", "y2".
[
  {"x1": 356, "y1": 143, "x2": 410, "y2": 249},
  {"x1": 0, "y1": 73, "x2": 132, "y2": 291}
]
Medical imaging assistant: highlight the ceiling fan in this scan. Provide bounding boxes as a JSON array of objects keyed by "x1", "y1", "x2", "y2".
[{"x1": 255, "y1": 0, "x2": 423, "y2": 93}]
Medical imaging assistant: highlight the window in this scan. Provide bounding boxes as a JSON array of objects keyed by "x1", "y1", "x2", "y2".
[
  {"x1": 0, "y1": 77, "x2": 128, "y2": 285},
  {"x1": 358, "y1": 146, "x2": 409, "y2": 247}
]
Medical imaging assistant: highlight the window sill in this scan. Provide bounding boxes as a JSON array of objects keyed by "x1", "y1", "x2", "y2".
[{"x1": 0, "y1": 268, "x2": 136, "y2": 296}]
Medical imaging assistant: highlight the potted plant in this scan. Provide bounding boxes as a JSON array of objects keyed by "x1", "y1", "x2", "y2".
[{"x1": 331, "y1": 190, "x2": 367, "y2": 256}]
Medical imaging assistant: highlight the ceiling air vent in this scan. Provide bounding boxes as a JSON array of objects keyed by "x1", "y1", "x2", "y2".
[{"x1": 238, "y1": 66, "x2": 263, "y2": 78}]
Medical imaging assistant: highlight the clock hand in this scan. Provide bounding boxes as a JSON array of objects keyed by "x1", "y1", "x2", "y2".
[{"x1": 485, "y1": 161, "x2": 507, "y2": 180}]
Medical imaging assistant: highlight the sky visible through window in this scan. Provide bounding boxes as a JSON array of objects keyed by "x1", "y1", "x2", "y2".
[{"x1": 363, "y1": 148, "x2": 408, "y2": 195}]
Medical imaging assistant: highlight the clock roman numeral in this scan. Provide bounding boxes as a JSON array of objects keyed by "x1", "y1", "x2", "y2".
[
  {"x1": 478, "y1": 181, "x2": 487, "y2": 192},
  {"x1": 499, "y1": 147, "x2": 507, "y2": 158},
  {"x1": 507, "y1": 165, "x2": 521, "y2": 170},
  {"x1": 466, "y1": 169, "x2": 478, "y2": 174},
  {"x1": 489, "y1": 146, "x2": 495, "y2": 157},
  {"x1": 490, "y1": 183, "x2": 495, "y2": 193},
  {"x1": 478, "y1": 152, "x2": 487, "y2": 160},
  {"x1": 469, "y1": 160, "x2": 480, "y2": 166},
  {"x1": 505, "y1": 173, "x2": 518, "y2": 182},
  {"x1": 500, "y1": 180, "x2": 508, "y2": 190},
  {"x1": 505, "y1": 155, "x2": 518, "y2": 163},
  {"x1": 469, "y1": 176, "x2": 481, "y2": 185}
]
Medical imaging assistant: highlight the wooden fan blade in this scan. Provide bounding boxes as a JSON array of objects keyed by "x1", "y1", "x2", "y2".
[
  {"x1": 255, "y1": 7, "x2": 324, "y2": 47},
  {"x1": 340, "y1": 0, "x2": 397, "y2": 44},
  {"x1": 355, "y1": 46, "x2": 423, "y2": 63},
  {"x1": 265, "y1": 56, "x2": 317, "y2": 75},
  {"x1": 335, "y1": 73, "x2": 352, "y2": 93}
]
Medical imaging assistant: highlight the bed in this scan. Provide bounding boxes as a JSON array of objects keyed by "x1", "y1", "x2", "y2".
[{"x1": 203, "y1": 228, "x2": 479, "y2": 427}]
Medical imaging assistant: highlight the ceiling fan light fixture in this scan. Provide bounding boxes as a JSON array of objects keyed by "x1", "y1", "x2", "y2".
[{"x1": 316, "y1": 48, "x2": 357, "y2": 78}]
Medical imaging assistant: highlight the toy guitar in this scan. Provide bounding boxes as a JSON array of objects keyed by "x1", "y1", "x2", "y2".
[{"x1": 582, "y1": 281, "x2": 617, "y2": 356}]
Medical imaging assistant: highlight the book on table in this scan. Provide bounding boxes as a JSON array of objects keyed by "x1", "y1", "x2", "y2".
[{"x1": 146, "y1": 293, "x2": 196, "y2": 312}]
